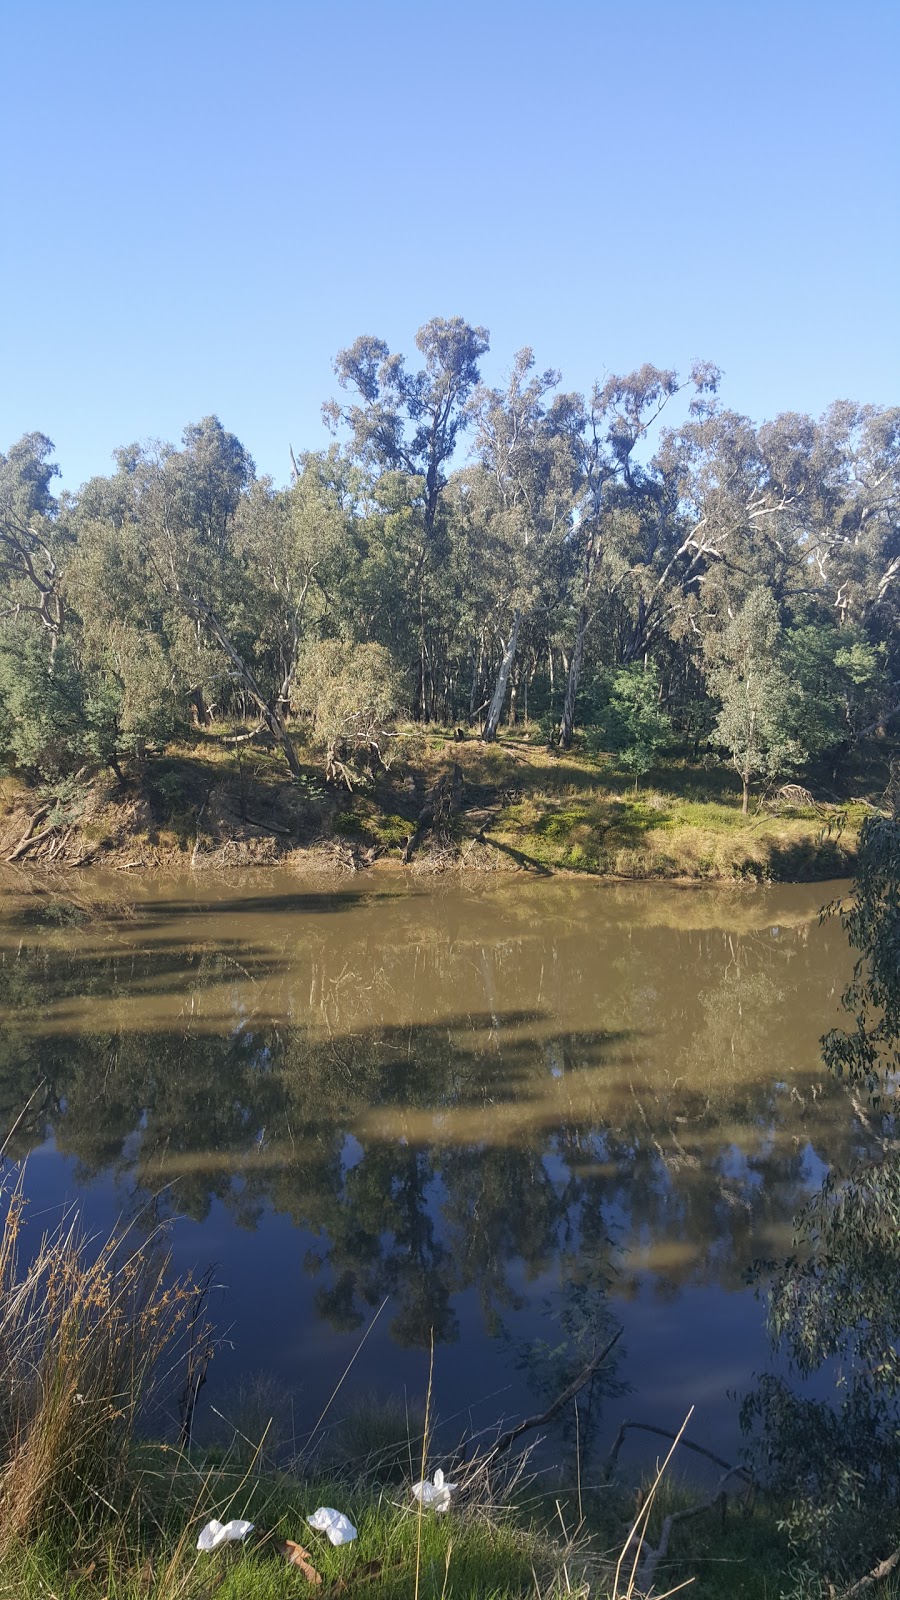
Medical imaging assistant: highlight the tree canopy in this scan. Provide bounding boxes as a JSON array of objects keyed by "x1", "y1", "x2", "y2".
[{"x1": 0, "y1": 320, "x2": 897, "y2": 799}]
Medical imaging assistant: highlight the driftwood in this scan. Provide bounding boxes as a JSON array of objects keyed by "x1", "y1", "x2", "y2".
[
  {"x1": 46, "y1": 826, "x2": 73, "y2": 862},
  {"x1": 4, "y1": 766, "x2": 93, "y2": 863},
  {"x1": 5, "y1": 803, "x2": 53, "y2": 862},
  {"x1": 401, "y1": 764, "x2": 464, "y2": 863},
  {"x1": 493, "y1": 1329, "x2": 622, "y2": 1455}
]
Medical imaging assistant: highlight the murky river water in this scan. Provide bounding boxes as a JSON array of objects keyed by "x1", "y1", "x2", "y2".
[{"x1": 0, "y1": 870, "x2": 860, "y2": 1465}]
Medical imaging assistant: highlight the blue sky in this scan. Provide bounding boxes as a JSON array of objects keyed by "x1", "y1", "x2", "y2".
[{"x1": 2, "y1": 0, "x2": 898, "y2": 490}]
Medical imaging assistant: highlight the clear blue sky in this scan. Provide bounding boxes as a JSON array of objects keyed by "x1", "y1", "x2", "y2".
[{"x1": 2, "y1": 0, "x2": 898, "y2": 490}]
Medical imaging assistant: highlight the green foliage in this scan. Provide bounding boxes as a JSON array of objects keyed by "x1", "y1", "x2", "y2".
[
  {"x1": 0, "y1": 635, "x2": 97, "y2": 777},
  {"x1": 0, "y1": 329, "x2": 896, "y2": 795},
  {"x1": 744, "y1": 814, "x2": 900, "y2": 1590},
  {"x1": 782, "y1": 623, "x2": 883, "y2": 757},
  {"x1": 707, "y1": 589, "x2": 804, "y2": 805},
  {"x1": 297, "y1": 640, "x2": 406, "y2": 779},
  {"x1": 599, "y1": 665, "x2": 672, "y2": 781},
  {"x1": 106, "y1": 628, "x2": 186, "y2": 756}
]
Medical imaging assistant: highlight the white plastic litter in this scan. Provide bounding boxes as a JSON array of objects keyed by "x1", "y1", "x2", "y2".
[
  {"x1": 196, "y1": 1519, "x2": 254, "y2": 1552},
  {"x1": 307, "y1": 1507, "x2": 357, "y2": 1545},
  {"x1": 411, "y1": 1468, "x2": 458, "y2": 1514}
]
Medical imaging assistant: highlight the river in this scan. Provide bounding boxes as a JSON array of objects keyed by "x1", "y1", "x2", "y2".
[{"x1": 0, "y1": 869, "x2": 859, "y2": 1469}]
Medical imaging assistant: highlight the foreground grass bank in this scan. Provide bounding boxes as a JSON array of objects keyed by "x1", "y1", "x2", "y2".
[
  {"x1": 1, "y1": 725, "x2": 891, "y2": 881},
  {"x1": 3, "y1": 1456, "x2": 806, "y2": 1600},
  {"x1": 2, "y1": 1170, "x2": 898, "y2": 1600}
]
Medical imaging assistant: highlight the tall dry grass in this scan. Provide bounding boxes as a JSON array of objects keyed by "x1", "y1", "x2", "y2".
[{"x1": 0, "y1": 1169, "x2": 210, "y2": 1554}]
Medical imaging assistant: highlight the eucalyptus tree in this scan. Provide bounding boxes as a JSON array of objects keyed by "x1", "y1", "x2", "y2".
[
  {"x1": 106, "y1": 416, "x2": 316, "y2": 774},
  {"x1": 706, "y1": 587, "x2": 803, "y2": 812},
  {"x1": 0, "y1": 432, "x2": 67, "y2": 667},
  {"x1": 324, "y1": 316, "x2": 489, "y2": 717},
  {"x1": 806, "y1": 402, "x2": 900, "y2": 733},
  {"x1": 555, "y1": 363, "x2": 727, "y2": 749},
  {"x1": 466, "y1": 349, "x2": 579, "y2": 741},
  {"x1": 235, "y1": 450, "x2": 355, "y2": 723},
  {"x1": 0, "y1": 434, "x2": 116, "y2": 777}
]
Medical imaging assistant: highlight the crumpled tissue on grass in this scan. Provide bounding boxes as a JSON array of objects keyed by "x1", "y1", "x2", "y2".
[
  {"x1": 307, "y1": 1507, "x2": 357, "y2": 1545},
  {"x1": 196, "y1": 1519, "x2": 254, "y2": 1551},
  {"x1": 411, "y1": 1468, "x2": 457, "y2": 1513}
]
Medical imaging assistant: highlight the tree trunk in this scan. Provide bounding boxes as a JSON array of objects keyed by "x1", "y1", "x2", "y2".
[
  {"x1": 469, "y1": 634, "x2": 484, "y2": 723},
  {"x1": 742, "y1": 776, "x2": 749, "y2": 815},
  {"x1": 190, "y1": 596, "x2": 303, "y2": 779},
  {"x1": 508, "y1": 663, "x2": 520, "y2": 727},
  {"x1": 559, "y1": 602, "x2": 589, "y2": 749},
  {"x1": 482, "y1": 608, "x2": 522, "y2": 743},
  {"x1": 190, "y1": 686, "x2": 212, "y2": 727}
]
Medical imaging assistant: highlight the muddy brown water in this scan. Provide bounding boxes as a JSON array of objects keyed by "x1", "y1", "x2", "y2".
[{"x1": 0, "y1": 870, "x2": 860, "y2": 1468}]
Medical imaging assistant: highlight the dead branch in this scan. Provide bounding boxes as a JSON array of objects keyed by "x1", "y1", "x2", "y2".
[
  {"x1": 833, "y1": 1544, "x2": 900, "y2": 1599},
  {"x1": 494, "y1": 1329, "x2": 622, "y2": 1455},
  {"x1": 6, "y1": 818, "x2": 58, "y2": 862},
  {"x1": 218, "y1": 721, "x2": 267, "y2": 745},
  {"x1": 633, "y1": 1464, "x2": 748, "y2": 1592},
  {"x1": 607, "y1": 1418, "x2": 752, "y2": 1481},
  {"x1": 190, "y1": 789, "x2": 213, "y2": 869},
  {"x1": 402, "y1": 764, "x2": 464, "y2": 862},
  {"x1": 238, "y1": 813, "x2": 292, "y2": 836},
  {"x1": 4, "y1": 803, "x2": 53, "y2": 862},
  {"x1": 46, "y1": 826, "x2": 73, "y2": 863}
]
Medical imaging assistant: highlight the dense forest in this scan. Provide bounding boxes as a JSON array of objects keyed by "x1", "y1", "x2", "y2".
[{"x1": 1, "y1": 317, "x2": 897, "y2": 813}]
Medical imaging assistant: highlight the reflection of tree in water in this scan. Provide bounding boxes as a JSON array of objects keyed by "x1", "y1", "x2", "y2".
[{"x1": 0, "y1": 905, "x2": 866, "y2": 1354}]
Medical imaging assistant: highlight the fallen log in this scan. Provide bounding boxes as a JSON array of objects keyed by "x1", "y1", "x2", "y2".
[{"x1": 5, "y1": 803, "x2": 53, "y2": 862}]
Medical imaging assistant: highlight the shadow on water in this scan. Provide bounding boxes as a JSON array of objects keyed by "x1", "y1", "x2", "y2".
[{"x1": 0, "y1": 869, "x2": 864, "y2": 1451}]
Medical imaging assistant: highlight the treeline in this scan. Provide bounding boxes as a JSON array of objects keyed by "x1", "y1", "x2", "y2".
[{"x1": 1, "y1": 317, "x2": 897, "y2": 809}]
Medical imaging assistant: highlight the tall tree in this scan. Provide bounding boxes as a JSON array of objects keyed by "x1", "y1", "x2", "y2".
[
  {"x1": 467, "y1": 350, "x2": 577, "y2": 742},
  {"x1": 0, "y1": 433, "x2": 66, "y2": 667},
  {"x1": 706, "y1": 587, "x2": 802, "y2": 812},
  {"x1": 324, "y1": 317, "x2": 489, "y2": 717}
]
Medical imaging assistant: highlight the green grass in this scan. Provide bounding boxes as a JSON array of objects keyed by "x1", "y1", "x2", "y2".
[
  {"x1": 488, "y1": 787, "x2": 860, "y2": 881},
  {"x1": 0, "y1": 1457, "x2": 560, "y2": 1600},
  {"x1": 9, "y1": 1445, "x2": 900, "y2": 1600}
]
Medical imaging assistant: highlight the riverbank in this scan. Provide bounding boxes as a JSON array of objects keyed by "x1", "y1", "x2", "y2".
[
  {"x1": 7, "y1": 1451, "x2": 794, "y2": 1600},
  {"x1": 0, "y1": 1161, "x2": 791, "y2": 1600},
  {"x1": 0, "y1": 728, "x2": 889, "y2": 881}
]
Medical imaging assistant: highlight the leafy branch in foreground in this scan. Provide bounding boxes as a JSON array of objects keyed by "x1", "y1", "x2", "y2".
[{"x1": 743, "y1": 810, "x2": 900, "y2": 1596}]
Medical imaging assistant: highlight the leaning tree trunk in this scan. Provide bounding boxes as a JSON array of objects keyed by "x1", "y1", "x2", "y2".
[
  {"x1": 190, "y1": 596, "x2": 303, "y2": 779},
  {"x1": 482, "y1": 608, "x2": 522, "y2": 743}
]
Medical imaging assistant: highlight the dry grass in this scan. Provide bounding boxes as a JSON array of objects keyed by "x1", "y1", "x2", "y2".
[{"x1": 0, "y1": 1169, "x2": 210, "y2": 1553}]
